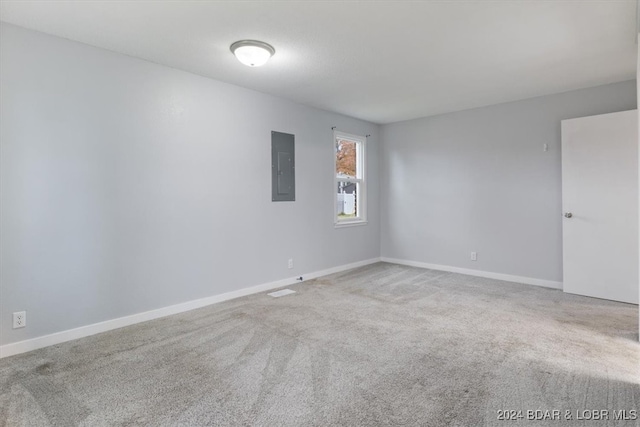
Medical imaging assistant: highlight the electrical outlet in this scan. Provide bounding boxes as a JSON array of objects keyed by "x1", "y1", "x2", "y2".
[
  {"x1": 470, "y1": 252, "x2": 477, "y2": 261},
  {"x1": 13, "y1": 311, "x2": 26, "y2": 329},
  {"x1": 288, "y1": 258, "x2": 294, "y2": 269}
]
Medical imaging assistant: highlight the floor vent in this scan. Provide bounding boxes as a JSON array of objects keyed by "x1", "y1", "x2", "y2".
[{"x1": 268, "y1": 289, "x2": 296, "y2": 298}]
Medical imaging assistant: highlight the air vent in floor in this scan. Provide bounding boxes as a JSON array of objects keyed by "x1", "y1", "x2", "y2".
[{"x1": 268, "y1": 289, "x2": 296, "y2": 298}]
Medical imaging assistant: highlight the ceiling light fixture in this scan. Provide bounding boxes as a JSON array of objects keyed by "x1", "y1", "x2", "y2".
[{"x1": 230, "y1": 40, "x2": 275, "y2": 67}]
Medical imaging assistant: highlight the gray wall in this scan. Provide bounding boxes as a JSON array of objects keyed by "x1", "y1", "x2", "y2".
[
  {"x1": 381, "y1": 80, "x2": 637, "y2": 282},
  {"x1": 0, "y1": 23, "x2": 380, "y2": 346}
]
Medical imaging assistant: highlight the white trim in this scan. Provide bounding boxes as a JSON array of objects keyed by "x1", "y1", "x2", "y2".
[
  {"x1": 380, "y1": 257, "x2": 563, "y2": 290},
  {"x1": 334, "y1": 220, "x2": 368, "y2": 228},
  {"x1": 0, "y1": 257, "x2": 381, "y2": 359}
]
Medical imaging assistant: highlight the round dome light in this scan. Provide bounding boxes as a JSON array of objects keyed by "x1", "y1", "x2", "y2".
[{"x1": 230, "y1": 40, "x2": 275, "y2": 67}]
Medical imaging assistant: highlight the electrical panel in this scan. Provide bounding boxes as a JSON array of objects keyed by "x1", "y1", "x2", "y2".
[{"x1": 271, "y1": 131, "x2": 295, "y2": 202}]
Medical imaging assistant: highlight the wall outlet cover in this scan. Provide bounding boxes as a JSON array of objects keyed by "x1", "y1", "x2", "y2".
[{"x1": 13, "y1": 311, "x2": 26, "y2": 329}]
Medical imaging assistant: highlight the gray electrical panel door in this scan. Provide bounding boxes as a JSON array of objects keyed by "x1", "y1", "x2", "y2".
[{"x1": 271, "y1": 131, "x2": 295, "y2": 201}]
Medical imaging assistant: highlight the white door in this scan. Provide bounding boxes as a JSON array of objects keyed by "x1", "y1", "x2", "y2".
[{"x1": 561, "y1": 110, "x2": 638, "y2": 304}]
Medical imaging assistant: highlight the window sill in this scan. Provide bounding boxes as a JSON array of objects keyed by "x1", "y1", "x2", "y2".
[{"x1": 334, "y1": 220, "x2": 368, "y2": 229}]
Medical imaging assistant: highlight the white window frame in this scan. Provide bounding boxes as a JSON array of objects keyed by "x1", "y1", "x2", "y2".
[{"x1": 334, "y1": 130, "x2": 367, "y2": 228}]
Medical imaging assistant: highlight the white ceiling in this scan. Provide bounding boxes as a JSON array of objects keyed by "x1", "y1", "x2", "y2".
[{"x1": 0, "y1": 0, "x2": 637, "y2": 124}]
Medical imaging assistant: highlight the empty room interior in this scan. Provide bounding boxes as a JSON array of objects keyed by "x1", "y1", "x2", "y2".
[{"x1": 1, "y1": 1, "x2": 639, "y2": 426}]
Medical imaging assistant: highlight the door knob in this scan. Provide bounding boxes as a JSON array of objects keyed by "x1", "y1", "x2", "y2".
[{"x1": 564, "y1": 212, "x2": 573, "y2": 218}]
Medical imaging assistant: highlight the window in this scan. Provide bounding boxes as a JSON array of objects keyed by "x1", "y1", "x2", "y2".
[{"x1": 334, "y1": 131, "x2": 367, "y2": 227}]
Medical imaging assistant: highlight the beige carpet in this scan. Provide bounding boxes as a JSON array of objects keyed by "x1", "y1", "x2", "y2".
[{"x1": 1, "y1": 262, "x2": 638, "y2": 426}]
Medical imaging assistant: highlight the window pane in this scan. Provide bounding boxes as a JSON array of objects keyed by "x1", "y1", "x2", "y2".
[
  {"x1": 336, "y1": 181, "x2": 358, "y2": 220},
  {"x1": 336, "y1": 139, "x2": 357, "y2": 179}
]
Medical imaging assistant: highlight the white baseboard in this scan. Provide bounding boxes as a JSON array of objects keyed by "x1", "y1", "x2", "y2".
[
  {"x1": 0, "y1": 257, "x2": 381, "y2": 359},
  {"x1": 380, "y1": 257, "x2": 563, "y2": 290}
]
